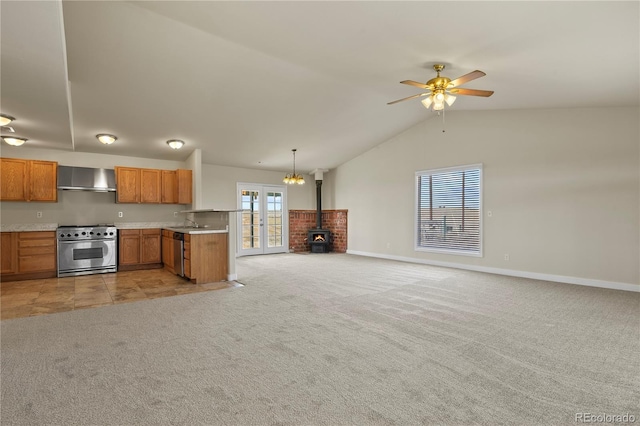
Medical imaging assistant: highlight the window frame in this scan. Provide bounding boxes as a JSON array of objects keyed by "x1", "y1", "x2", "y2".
[{"x1": 414, "y1": 163, "x2": 483, "y2": 257}]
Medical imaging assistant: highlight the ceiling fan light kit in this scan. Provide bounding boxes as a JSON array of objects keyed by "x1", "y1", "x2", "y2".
[{"x1": 388, "y1": 64, "x2": 493, "y2": 112}]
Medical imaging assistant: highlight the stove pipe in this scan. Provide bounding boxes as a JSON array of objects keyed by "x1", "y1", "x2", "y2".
[{"x1": 316, "y1": 179, "x2": 322, "y2": 229}]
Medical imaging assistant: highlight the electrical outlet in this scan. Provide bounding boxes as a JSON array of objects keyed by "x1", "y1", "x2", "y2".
[
  {"x1": 36, "y1": 211, "x2": 42, "y2": 218},
  {"x1": 174, "y1": 212, "x2": 178, "y2": 217},
  {"x1": 487, "y1": 211, "x2": 492, "y2": 217},
  {"x1": 504, "y1": 254, "x2": 510, "y2": 261},
  {"x1": 386, "y1": 242, "x2": 391, "y2": 249},
  {"x1": 118, "y1": 212, "x2": 123, "y2": 218}
]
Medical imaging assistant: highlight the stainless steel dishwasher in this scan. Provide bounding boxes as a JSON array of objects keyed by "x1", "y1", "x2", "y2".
[{"x1": 172, "y1": 232, "x2": 185, "y2": 277}]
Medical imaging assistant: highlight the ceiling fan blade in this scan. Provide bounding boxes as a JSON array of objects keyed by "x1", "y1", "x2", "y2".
[
  {"x1": 400, "y1": 80, "x2": 429, "y2": 89},
  {"x1": 387, "y1": 92, "x2": 430, "y2": 105},
  {"x1": 449, "y1": 70, "x2": 486, "y2": 88},
  {"x1": 449, "y1": 88, "x2": 494, "y2": 97}
]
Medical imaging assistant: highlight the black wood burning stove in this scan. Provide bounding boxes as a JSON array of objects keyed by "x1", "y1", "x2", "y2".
[
  {"x1": 309, "y1": 179, "x2": 331, "y2": 253},
  {"x1": 308, "y1": 229, "x2": 330, "y2": 253}
]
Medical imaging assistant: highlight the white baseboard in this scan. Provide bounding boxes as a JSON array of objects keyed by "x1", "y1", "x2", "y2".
[
  {"x1": 227, "y1": 273, "x2": 238, "y2": 281},
  {"x1": 346, "y1": 250, "x2": 639, "y2": 293}
]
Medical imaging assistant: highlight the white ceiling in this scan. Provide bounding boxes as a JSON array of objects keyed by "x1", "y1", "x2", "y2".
[{"x1": 1, "y1": 1, "x2": 638, "y2": 173}]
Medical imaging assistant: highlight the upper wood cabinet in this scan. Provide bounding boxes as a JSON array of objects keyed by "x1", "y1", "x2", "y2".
[
  {"x1": 161, "y1": 170, "x2": 177, "y2": 204},
  {"x1": 176, "y1": 169, "x2": 192, "y2": 204},
  {"x1": 0, "y1": 158, "x2": 57, "y2": 202},
  {"x1": 115, "y1": 166, "x2": 161, "y2": 204},
  {"x1": 114, "y1": 167, "x2": 140, "y2": 203},
  {"x1": 117, "y1": 166, "x2": 190, "y2": 204},
  {"x1": 140, "y1": 169, "x2": 161, "y2": 203}
]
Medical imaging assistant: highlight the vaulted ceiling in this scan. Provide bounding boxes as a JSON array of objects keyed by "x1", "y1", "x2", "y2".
[{"x1": 1, "y1": 1, "x2": 638, "y2": 173}]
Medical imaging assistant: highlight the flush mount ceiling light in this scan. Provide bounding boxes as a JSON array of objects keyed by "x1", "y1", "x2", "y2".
[
  {"x1": 283, "y1": 148, "x2": 305, "y2": 185},
  {"x1": 96, "y1": 134, "x2": 117, "y2": 145},
  {"x1": 0, "y1": 114, "x2": 15, "y2": 126},
  {"x1": 2, "y1": 136, "x2": 27, "y2": 146},
  {"x1": 166, "y1": 139, "x2": 184, "y2": 150}
]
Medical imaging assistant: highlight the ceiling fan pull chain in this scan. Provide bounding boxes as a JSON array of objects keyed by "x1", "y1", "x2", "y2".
[{"x1": 441, "y1": 109, "x2": 446, "y2": 133}]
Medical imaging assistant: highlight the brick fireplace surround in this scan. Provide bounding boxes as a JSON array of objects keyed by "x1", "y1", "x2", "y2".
[{"x1": 289, "y1": 210, "x2": 347, "y2": 253}]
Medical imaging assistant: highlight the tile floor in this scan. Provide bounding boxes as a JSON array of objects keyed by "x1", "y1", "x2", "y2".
[{"x1": 1, "y1": 269, "x2": 242, "y2": 320}]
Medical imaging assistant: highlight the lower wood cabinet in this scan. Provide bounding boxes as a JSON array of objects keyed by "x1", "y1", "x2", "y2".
[
  {"x1": 118, "y1": 228, "x2": 162, "y2": 271},
  {"x1": 161, "y1": 230, "x2": 228, "y2": 284},
  {"x1": 1, "y1": 231, "x2": 57, "y2": 281},
  {"x1": 161, "y1": 229, "x2": 175, "y2": 274},
  {"x1": 183, "y1": 233, "x2": 228, "y2": 284},
  {"x1": 1, "y1": 232, "x2": 18, "y2": 275}
]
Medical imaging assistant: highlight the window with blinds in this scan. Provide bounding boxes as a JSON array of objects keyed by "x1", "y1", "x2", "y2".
[{"x1": 415, "y1": 164, "x2": 482, "y2": 256}]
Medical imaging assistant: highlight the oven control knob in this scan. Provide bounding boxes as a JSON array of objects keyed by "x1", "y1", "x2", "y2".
[
  {"x1": 60, "y1": 234, "x2": 64, "y2": 238},
  {"x1": 97, "y1": 232, "x2": 101, "y2": 236},
  {"x1": 66, "y1": 233, "x2": 71, "y2": 237},
  {"x1": 74, "y1": 233, "x2": 79, "y2": 237},
  {"x1": 90, "y1": 232, "x2": 94, "y2": 235},
  {"x1": 109, "y1": 232, "x2": 114, "y2": 236},
  {"x1": 81, "y1": 231, "x2": 86, "y2": 235}
]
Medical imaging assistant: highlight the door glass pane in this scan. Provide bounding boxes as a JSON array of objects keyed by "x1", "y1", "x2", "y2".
[
  {"x1": 267, "y1": 191, "x2": 284, "y2": 248},
  {"x1": 241, "y1": 190, "x2": 260, "y2": 249}
]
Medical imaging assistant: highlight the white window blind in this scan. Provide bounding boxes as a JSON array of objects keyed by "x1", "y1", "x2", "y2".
[{"x1": 416, "y1": 164, "x2": 482, "y2": 256}]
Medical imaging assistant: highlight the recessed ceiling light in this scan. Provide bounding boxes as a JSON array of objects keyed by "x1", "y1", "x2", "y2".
[
  {"x1": 0, "y1": 114, "x2": 15, "y2": 126},
  {"x1": 2, "y1": 136, "x2": 27, "y2": 146},
  {"x1": 96, "y1": 134, "x2": 117, "y2": 145},
  {"x1": 166, "y1": 139, "x2": 184, "y2": 149}
]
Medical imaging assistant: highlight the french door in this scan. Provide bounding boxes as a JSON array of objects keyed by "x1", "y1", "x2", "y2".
[{"x1": 237, "y1": 184, "x2": 288, "y2": 256}]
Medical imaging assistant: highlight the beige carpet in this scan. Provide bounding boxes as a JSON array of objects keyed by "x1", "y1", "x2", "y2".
[{"x1": 1, "y1": 253, "x2": 638, "y2": 425}]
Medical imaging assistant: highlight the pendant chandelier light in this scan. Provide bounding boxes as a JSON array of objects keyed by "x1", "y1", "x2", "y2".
[{"x1": 283, "y1": 149, "x2": 305, "y2": 185}]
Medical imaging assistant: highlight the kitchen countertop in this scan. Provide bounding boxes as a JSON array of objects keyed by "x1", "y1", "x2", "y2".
[
  {"x1": 1, "y1": 223, "x2": 58, "y2": 232},
  {"x1": 163, "y1": 226, "x2": 228, "y2": 235},
  {"x1": 180, "y1": 209, "x2": 243, "y2": 213},
  {"x1": 0, "y1": 223, "x2": 229, "y2": 234},
  {"x1": 114, "y1": 222, "x2": 183, "y2": 229}
]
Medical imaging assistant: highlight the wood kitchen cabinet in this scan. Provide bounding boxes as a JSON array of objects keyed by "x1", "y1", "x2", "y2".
[
  {"x1": 183, "y1": 233, "x2": 228, "y2": 284},
  {"x1": 118, "y1": 228, "x2": 162, "y2": 271},
  {"x1": 161, "y1": 170, "x2": 177, "y2": 204},
  {"x1": 0, "y1": 157, "x2": 58, "y2": 202},
  {"x1": 1, "y1": 232, "x2": 18, "y2": 275},
  {"x1": 161, "y1": 229, "x2": 175, "y2": 273},
  {"x1": 176, "y1": 169, "x2": 192, "y2": 204},
  {"x1": 141, "y1": 169, "x2": 161, "y2": 203},
  {"x1": 117, "y1": 166, "x2": 190, "y2": 204},
  {"x1": 1, "y1": 231, "x2": 57, "y2": 281},
  {"x1": 115, "y1": 167, "x2": 161, "y2": 204}
]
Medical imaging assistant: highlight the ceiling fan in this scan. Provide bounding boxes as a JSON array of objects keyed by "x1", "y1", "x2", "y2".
[{"x1": 388, "y1": 64, "x2": 494, "y2": 110}]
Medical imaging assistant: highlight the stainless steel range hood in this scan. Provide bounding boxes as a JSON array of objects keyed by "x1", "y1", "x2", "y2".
[{"x1": 57, "y1": 166, "x2": 116, "y2": 192}]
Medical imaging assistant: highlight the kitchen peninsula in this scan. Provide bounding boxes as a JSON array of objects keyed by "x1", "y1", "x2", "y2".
[{"x1": 117, "y1": 208, "x2": 239, "y2": 283}]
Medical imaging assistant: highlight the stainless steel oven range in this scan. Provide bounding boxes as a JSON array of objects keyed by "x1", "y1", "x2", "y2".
[{"x1": 57, "y1": 225, "x2": 117, "y2": 277}]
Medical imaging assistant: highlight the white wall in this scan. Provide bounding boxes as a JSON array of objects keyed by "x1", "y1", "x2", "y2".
[
  {"x1": 0, "y1": 147, "x2": 189, "y2": 225},
  {"x1": 334, "y1": 107, "x2": 639, "y2": 287},
  {"x1": 200, "y1": 163, "x2": 316, "y2": 210}
]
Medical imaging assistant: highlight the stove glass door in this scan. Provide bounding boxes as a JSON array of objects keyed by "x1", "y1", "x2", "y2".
[{"x1": 58, "y1": 240, "x2": 117, "y2": 277}]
